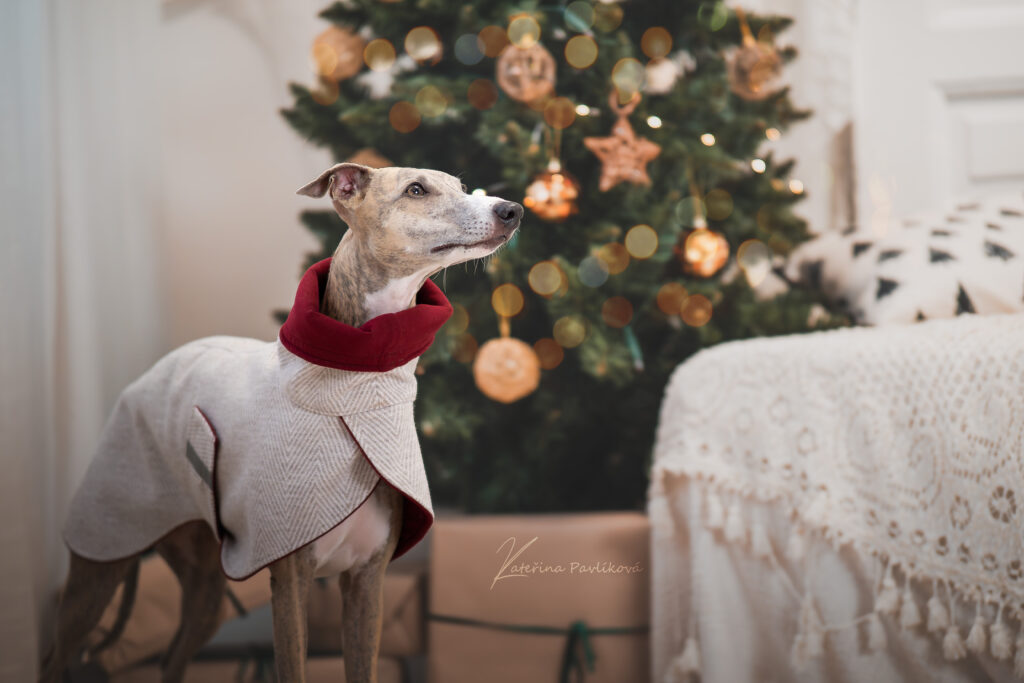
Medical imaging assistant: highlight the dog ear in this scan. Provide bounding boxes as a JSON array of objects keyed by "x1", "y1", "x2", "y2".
[{"x1": 296, "y1": 163, "x2": 372, "y2": 201}]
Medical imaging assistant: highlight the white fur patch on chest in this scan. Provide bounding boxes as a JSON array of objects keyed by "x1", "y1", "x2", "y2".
[
  {"x1": 312, "y1": 480, "x2": 391, "y2": 577},
  {"x1": 363, "y1": 269, "x2": 435, "y2": 321}
]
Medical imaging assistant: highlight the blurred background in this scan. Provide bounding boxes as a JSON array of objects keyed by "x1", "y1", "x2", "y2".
[{"x1": 2, "y1": 0, "x2": 1022, "y2": 680}]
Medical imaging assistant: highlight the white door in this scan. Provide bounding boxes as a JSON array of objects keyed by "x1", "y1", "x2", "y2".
[{"x1": 854, "y1": 0, "x2": 1024, "y2": 228}]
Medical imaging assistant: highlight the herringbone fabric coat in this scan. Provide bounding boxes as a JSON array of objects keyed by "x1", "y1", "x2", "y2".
[{"x1": 64, "y1": 259, "x2": 451, "y2": 579}]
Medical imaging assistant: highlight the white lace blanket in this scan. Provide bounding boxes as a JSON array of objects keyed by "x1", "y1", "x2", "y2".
[{"x1": 650, "y1": 312, "x2": 1024, "y2": 680}]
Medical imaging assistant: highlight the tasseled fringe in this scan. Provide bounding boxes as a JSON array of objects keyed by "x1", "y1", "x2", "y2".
[
  {"x1": 751, "y1": 520, "x2": 772, "y2": 560},
  {"x1": 990, "y1": 608, "x2": 1012, "y2": 661},
  {"x1": 791, "y1": 595, "x2": 825, "y2": 670},
  {"x1": 724, "y1": 502, "x2": 746, "y2": 544},
  {"x1": 867, "y1": 612, "x2": 887, "y2": 652},
  {"x1": 943, "y1": 624, "x2": 967, "y2": 661},
  {"x1": 1013, "y1": 625, "x2": 1024, "y2": 677},
  {"x1": 786, "y1": 527, "x2": 806, "y2": 563},
  {"x1": 665, "y1": 636, "x2": 700, "y2": 683},
  {"x1": 926, "y1": 582, "x2": 949, "y2": 633},
  {"x1": 875, "y1": 564, "x2": 900, "y2": 615},
  {"x1": 706, "y1": 491, "x2": 725, "y2": 531},
  {"x1": 899, "y1": 581, "x2": 921, "y2": 630},
  {"x1": 966, "y1": 608, "x2": 987, "y2": 655}
]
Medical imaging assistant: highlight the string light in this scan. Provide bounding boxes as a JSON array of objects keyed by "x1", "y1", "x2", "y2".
[
  {"x1": 700, "y1": 133, "x2": 716, "y2": 146},
  {"x1": 472, "y1": 188, "x2": 487, "y2": 196},
  {"x1": 751, "y1": 158, "x2": 767, "y2": 173},
  {"x1": 765, "y1": 127, "x2": 781, "y2": 141},
  {"x1": 789, "y1": 179, "x2": 804, "y2": 194},
  {"x1": 647, "y1": 116, "x2": 663, "y2": 129},
  {"x1": 575, "y1": 104, "x2": 591, "y2": 116}
]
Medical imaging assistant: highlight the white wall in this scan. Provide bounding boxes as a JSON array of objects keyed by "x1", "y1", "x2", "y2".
[{"x1": 158, "y1": 0, "x2": 332, "y2": 349}]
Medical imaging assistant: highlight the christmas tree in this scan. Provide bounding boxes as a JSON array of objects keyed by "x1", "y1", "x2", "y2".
[{"x1": 281, "y1": 0, "x2": 839, "y2": 513}]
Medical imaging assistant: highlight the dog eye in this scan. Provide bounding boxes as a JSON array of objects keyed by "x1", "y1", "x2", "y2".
[
  {"x1": 461, "y1": 183, "x2": 468, "y2": 193},
  {"x1": 406, "y1": 182, "x2": 426, "y2": 197}
]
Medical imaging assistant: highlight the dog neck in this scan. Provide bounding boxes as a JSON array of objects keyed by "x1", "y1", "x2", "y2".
[{"x1": 322, "y1": 231, "x2": 433, "y2": 327}]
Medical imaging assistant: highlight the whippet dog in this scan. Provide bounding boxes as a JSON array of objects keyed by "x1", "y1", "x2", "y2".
[{"x1": 40, "y1": 163, "x2": 523, "y2": 683}]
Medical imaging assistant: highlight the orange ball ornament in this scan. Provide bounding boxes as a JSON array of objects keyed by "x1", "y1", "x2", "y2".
[
  {"x1": 473, "y1": 337, "x2": 541, "y2": 403},
  {"x1": 523, "y1": 160, "x2": 580, "y2": 222},
  {"x1": 680, "y1": 227, "x2": 730, "y2": 277},
  {"x1": 311, "y1": 26, "x2": 366, "y2": 81}
]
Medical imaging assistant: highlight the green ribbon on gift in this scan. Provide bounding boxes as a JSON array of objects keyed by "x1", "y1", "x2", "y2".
[{"x1": 428, "y1": 612, "x2": 648, "y2": 683}]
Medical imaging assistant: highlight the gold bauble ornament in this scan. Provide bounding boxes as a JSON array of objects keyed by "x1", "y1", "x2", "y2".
[
  {"x1": 679, "y1": 227, "x2": 730, "y2": 277},
  {"x1": 496, "y1": 43, "x2": 556, "y2": 102},
  {"x1": 727, "y1": 8, "x2": 782, "y2": 100},
  {"x1": 583, "y1": 92, "x2": 661, "y2": 192},
  {"x1": 524, "y1": 160, "x2": 580, "y2": 222},
  {"x1": 312, "y1": 26, "x2": 366, "y2": 82},
  {"x1": 473, "y1": 336, "x2": 541, "y2": 403}
]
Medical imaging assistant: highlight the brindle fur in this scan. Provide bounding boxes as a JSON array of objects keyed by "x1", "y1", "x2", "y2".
[{"x1": 41, "y1": 163, "x2": 521, "y2": 683}]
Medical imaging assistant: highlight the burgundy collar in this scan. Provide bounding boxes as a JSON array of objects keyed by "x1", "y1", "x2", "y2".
[{"x1": 279, "y1": 258, "x2": 452, "y2": 372}]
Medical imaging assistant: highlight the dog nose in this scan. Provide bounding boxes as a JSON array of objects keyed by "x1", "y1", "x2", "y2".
[{"x1": 494, "y1": 201, "x2": 524, "y2": 225}]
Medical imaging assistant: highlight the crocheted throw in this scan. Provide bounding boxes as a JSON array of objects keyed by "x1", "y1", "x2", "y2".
[
  {"x1": 65, "y1": 259, "x2": 452, "y2": 579},
  {"x1": 650, "y1": 312, "x2": 1024, "y2": 678}
]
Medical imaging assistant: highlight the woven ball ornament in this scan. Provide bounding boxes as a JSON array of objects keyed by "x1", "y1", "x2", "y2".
[
  {"x1": 473, "y1": 337, "x2": 541, "y2": 403},
  {"x1": 496, "y1": 43, "x2": 556, "y2": 102},
  {"x1": 727, "y1": 8, "x2": 782, "y2": 100},
  {"x1": 311, "y1": 26, "x2": 365, "y2": 81}
]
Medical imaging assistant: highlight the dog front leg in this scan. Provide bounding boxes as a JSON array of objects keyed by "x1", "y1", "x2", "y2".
[
  {"x1": 269, "y1": 545, "x2": 316, "y2": 682},
  {"x1": 340, "y1": 485, "x2": 403, "y2": 683}
]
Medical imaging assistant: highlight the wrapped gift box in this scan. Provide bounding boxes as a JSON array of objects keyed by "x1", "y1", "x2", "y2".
[
  {"x1": 427, "y1": 513, "x2": 650, "y2": 683},
  {"x1": 306, "y1": 566, "x2": 425, "y2": 656},
  {"x1": 89, "y1": 555, "x2": 271, "y2": 673},
  {"x1": 109, "y1": 655, "x2": 403, "y2": 682}
]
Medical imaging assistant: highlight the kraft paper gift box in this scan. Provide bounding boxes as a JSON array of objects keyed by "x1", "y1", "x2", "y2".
[
  {"x1": 110, "y1": 656, "x2": 403, "y2": 682},
  {"x1": 427, "y1": 512, "x2": 650, "y2": 683},
  {"x1": 306, "y1": 566, "x2": 426, "y2": 656},
  {"x1": 88, "y1": 555, "x2": 271, "y2": 673}
]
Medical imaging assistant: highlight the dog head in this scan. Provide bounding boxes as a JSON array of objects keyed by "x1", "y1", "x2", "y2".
[{"x1": 297, "y1": 163, "x2": 523, "y2": 275}]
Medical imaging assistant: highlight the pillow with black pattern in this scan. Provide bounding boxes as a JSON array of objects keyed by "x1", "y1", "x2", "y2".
[{"x1": 785, "y1": 190, "x2": 1024, "y2": 325}]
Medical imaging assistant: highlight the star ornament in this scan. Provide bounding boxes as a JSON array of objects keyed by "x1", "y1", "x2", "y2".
[{"x1": 584, "y1": 92, "x2": 661, "y2": 191}]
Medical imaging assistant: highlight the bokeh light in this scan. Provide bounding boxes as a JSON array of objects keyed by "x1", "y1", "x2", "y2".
[
  {"x1": 446, "y1": 303, "x2": 470, "y2": 335},
  {"x1": 452, "y1": 333, "x2": 478, "y2": 363},
  {"x1": 737, "y1": 239, "x2": 772, "y2": 287},
  {"x1": 575, "y1": 104, "x2": 591, "y2": 116},
  {"x1": 564, "y1": 1, "x2": 595, "y2": 31},
  {"x1": 789, "y1": 179, "x2": 804, "y2": 194},
  {"x1": 533, "y1": 338, "x2": 564, "y2": 369},
  {"x1": 508, "y1": 15, "x2": 541, "y2": 48},
  {"x1": 594, "y1": 3, "x2": 624, "y2": 32},
  {"x1": 681, "y1": 294, "x2": 713, "y2": 326},
  {"x1": 492, "y1": 283, "x2": 525, "y2": 317},
  {"x1": 625, "y1": 224, "x2": 658, "y2": 259},
  {"x1": 765, "y1": 127, "x2": 781, "y2": 141},
  {"x1": 698, "y1": 2, "x2": 728, "y2": 31},
  {"x1": 700, "y1": 133, "x2": 716, "y2": 146},
  {"x1": 597, "y1": 243, "x2": 630, "y2": 274},
  {"x1": 565, "y1": 35, "x2": 598, "y2": 69},
  {"x1": 478, "y1": 25, "x2": 510, "y2": 57},
  {"x1": 577, "y1": 256, "x2": 609, "y2": 287},
  {"x1": 405, "y1": 26, "x2": 443, "y2": 64},
  {"x1": 415, "y1": 85, "x2": 448, "y2": 118},
  {"x1": 528, "y1": 260, "x2": 565, "y2": 297},
  {"x1": 656, "y1": 282, "x2": 688, "y2": 316},
  {"x1": 751, "y1": 158, "x2": 767, "y2": 173},
  {"x1": 389, "y1": 101, "x2": 420, "y2": 133},
  {"x1": 467, "y1": 79, "x2": 499, "y2": 110},
  {"x1": 641, "y1": 27, "x2": 672, "y2": 59},
  {"x1": 612, "y1": 58, "x2": 645, "y2": 101},
  {"x1": 364, "y1": 39, "x2": 396, "y2": 71},
  {"x1": 543, "y1": 97, "x2": 576, "y2": 129},
  {"x1": 705, "y1": 188, "x2": 733, "y2": 220},
  {"x1": 454, "y1": 33, "x2": 485, "y2": 65},
  {"x1": 647, "y1": 116, "x2": 663, "y2": 128},
  {"x1": 602, "y1": 297, "x2": 634, "y2": 328},
  {"x1": 553, "y1": 316, "x2": 587, "y2": 348}
]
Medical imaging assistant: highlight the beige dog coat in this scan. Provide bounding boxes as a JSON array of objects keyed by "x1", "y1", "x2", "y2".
[{"x1": 64, "y1": 259, "x2": 451, "y2": 579}]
